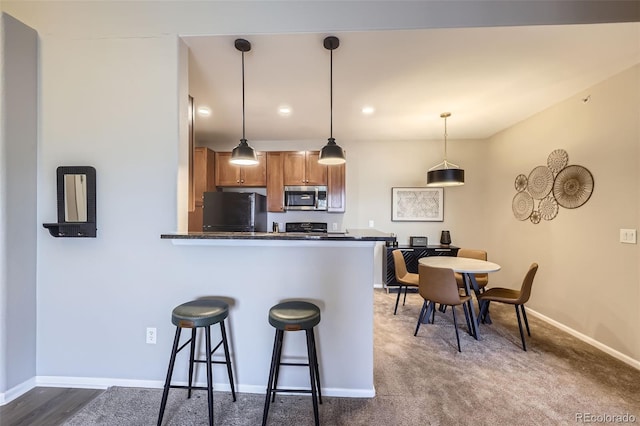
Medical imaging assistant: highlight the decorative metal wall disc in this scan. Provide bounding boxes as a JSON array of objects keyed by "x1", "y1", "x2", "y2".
[
  {"x1": 553, "y1": 165, "x2": 594, "y2": 208},
  {"x1": 515, "y1": 174, "x2": 528, "y2": 192},
  {"x1": 547, "y1": 149, "x2": 569, "y2": 174},
  {"x1": 512, "y1": 191, "x2": 534, "y2": 221},
  {"x1": 527, "y1": 165, "x2": 554, "y2": 199},
  {"x1": 530, "y1": 210, "x2": 541, "y2": 224},
  {"x1": 539, "y1": 195, "x2": 559, "y2": 220}
]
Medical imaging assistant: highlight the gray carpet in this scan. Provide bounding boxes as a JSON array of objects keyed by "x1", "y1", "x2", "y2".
[{"x1": 64, "y1": 289, "x2": 640, "y2": 425}]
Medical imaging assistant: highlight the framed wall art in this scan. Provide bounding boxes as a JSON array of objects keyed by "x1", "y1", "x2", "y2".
[{"x1": 391, "y1": 187, "x2": 444, "y2": 222}]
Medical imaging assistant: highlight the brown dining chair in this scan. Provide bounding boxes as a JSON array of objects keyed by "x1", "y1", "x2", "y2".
[
  {"x1": 478, "y1": 263, "x2": 539, "y2": 351},
  {"x1": 454, "y1": 248, "x2": 489, "y2": 292},
  {"x1": 414, "y1": 264, "x2": 474, "y2": 352},
  {"x1": 391, "y1": 250, "x2": 419, "y2": 315}
]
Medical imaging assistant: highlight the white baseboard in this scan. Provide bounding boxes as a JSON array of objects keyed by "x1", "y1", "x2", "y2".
[
  {"x1": 526, "y1": 308, "x2": 640, "y2": 371},
  {"x1": 0, "y1": 376, "x2": 36, "y2": 406}
]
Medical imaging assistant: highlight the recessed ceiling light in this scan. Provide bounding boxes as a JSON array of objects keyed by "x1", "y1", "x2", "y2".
[
  {"x1": 362, "y1": 106, "x2": 375, "y2": 115},
  {"x1": 197, "y1": 106, "x2": 211, "y2": 117},
  {"x1": 278, "y1": 106, "x2": 292, "y2": 116}
]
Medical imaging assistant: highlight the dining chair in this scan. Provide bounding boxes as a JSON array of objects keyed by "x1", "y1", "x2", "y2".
[
  {"x1": 391, "y1": 250, "x2": 419, "y2": 315},
  {"x1": 454, "y1": 248, "x2": 489, "y2": 292},
  {"x1": 414, "y1": 264, "x2": 474, "y2": 352},
  {"x1": 478, "y1": 263, "x2": 539, "y2": 351}
]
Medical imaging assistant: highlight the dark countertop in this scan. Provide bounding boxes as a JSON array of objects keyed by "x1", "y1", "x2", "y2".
[{"x1": 161, "y1": 228, "x2": 396, "y2": 242}]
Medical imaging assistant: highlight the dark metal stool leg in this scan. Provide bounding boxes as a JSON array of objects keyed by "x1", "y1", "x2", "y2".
[
  {"x1": 204, "y1": 325, "x2": 214, "y2": 426},
  {"x1": 309, "y1": 328, "x2": 322, "y2": 404},
  {"x1": 270, "y1": 330, "x2": 284, "y2": 403},
  {"x1": 157, "y1": 326, "x2": 182, "y2": 426},
  {"x1": 263, "y1": 329, "x2": 283, "y2": 426},
  {"x1": 187, "y1": 328, "x2": 196, "y2": 399},
  {"x1": 306, "y1": 330, "x2": 320, "y2": 426},
  {"x1": 219, "y1": 320, "x2": 236, "y2": 402}
]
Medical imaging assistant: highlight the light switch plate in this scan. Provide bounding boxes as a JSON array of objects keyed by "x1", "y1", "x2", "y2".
[{"x1": 620, "y1": 229, "x2": 637, "y2": 244}]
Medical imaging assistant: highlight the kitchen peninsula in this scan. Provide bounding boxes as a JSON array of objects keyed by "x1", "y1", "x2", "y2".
[{"x1": 161, "y1": 229, "x2": 395, "y2": 397}]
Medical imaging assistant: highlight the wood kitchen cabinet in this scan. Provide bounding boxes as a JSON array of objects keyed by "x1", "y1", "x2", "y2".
[
  {"x1": 215, "y1": 151, "x2": 266, "y2": 187},
  {"x1": 283, "y1": 151, "x2": 327, "y2": 185},
  {"x1": 327, "y1": 162, "x2": 346, "y2": 213},
  {"x1": 266, "y1": 151, "x2": 285, "y2": 212},
  {"x1": 188, "y1": 147, "x2": 216, "y2": 232}
]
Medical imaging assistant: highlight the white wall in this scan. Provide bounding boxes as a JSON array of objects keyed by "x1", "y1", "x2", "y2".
[
  {"x1": 0, "y1": 0, "x2": 638, "y2": 403},
  {"x1": 0, "y1": 13, "x2": 38, "y2": 398},
  {"x1": 486, "y1": 65, "x2": 640, "y2": 362}
]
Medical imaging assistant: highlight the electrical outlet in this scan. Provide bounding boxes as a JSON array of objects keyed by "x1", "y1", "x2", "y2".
[
  {"x1": 146, "y1": 327, "x2": 157, "y2": 344},
  {"x1": 620, "y1": 229, "x2": 637, "y2": 244},
  {"x1": 332, "y1": 222, "x2": 338, "y2": 231},
  {"x1": 368, "y1": 220, "x2": 374, "y2": 228}
]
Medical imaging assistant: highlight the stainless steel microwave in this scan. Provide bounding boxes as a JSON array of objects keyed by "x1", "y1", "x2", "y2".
[{"x1": 284, "y1": 186, "x2": 327, "y2": 211}]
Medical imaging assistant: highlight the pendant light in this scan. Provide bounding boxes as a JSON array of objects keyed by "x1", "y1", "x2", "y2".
[
  {"x1": 230, "y1": 38, "x2": 259, "y2": 166},
  {"x1": 318, "y1": 36, "x2": 346, "y2": 165},
  {"x1": 426, "y1": 112, "x2": 464, "y2": 186}
]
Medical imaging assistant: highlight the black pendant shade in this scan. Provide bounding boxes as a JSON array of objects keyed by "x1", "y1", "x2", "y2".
[
  {"x1": 319, "y1": 36, "x2": 346, "y2": 165},
  {"x1": 230, "y1": 38, "x2": 259, "y2": 166},
  {"x1": 426, "y1": 112, "x2": 464, "y2": 187}
]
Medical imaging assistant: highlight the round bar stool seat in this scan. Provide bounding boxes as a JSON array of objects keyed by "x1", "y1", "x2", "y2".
[
  {"x1": 269, "y1": 301, "x2": 320, "y2": 331},
  {"x1": 172, "y1": 299, "x2": 229, "y2": 328},
  {"x1": 157, "y1": 298, "x2": 236, "y2": 426},
  {"x1": 263, "y1": 301, "x2": 322, "y2": 426}
]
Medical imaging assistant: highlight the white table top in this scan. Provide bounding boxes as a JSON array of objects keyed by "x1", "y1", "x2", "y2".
[{"x1": 418, "y1": 256, "x2": 501, "y2": 274}]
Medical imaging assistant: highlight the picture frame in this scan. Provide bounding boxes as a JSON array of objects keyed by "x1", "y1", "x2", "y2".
[{"x1": 391, "y1": 187, "x2": 444, "y2": 222}]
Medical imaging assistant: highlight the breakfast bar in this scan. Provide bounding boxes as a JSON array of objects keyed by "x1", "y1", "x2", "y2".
[{"x1": 161, "y1": 230, "x2": 395, "y2": 398}]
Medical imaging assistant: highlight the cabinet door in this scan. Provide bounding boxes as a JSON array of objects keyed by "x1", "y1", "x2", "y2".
[
  {"x1": 327, "y1": 162, "x2": 345, "y2": 212},
  {"x1": 283, "y1": 151, "x2": 307, "y2": 185},
  {"x1": 305, "y1": 151, "x2": 327, "y2": 185},
  {"x1": 189, "y1": 147, "x2": 216, "y2": 232},
  {"x1": 266, "y1": 152, "x2": 285, "y2": 212},
  {"x1": 241, "y1": 152, "x2": 266, "y2": 186},
  {"x1": 215, "y1": 152, "x2": 241, "y2": 186}
]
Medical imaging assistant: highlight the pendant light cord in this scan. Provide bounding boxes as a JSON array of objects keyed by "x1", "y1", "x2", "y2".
[
  {"x1": 241, "y1": 50, "x2": 246, "y2": 140},
  {"x1": 443, "y1": 114, "x2": 448, "y2": 162},
  {"x1": 330, "y1": 47, "x2": 333, "y2": 139}
]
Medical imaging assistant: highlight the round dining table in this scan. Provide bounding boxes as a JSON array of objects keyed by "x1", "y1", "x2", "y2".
[{"x1": 418, "y1": 256, "x2": 501, "y2": 339}]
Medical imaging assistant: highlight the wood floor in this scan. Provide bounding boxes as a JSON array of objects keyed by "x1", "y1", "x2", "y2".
[{"x1": 0, "y1": 387, "x2": 103, "y2": 426}]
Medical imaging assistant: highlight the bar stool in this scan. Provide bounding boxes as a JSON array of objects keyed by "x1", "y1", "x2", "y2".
[
  {"x1": 157, "y1": 299, "x2": 236, "y2": 426},
  {"x1": 262, "y1": 301, "x2": 322, "y2": 426}
]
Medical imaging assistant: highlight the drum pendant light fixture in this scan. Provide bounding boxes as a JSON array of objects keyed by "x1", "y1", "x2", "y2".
[
  {"x1": 318, "y1": 36, "x2": 346, "y2": 165},
  {"x1": 230, "y1": 38, "x2": 259, "y2": 166},
  {"x1": 426, "y1": 112, "x2": 464, "y2": 186}
]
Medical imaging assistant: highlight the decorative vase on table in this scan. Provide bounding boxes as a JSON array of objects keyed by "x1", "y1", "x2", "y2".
[{"x1": 440, "y1": 230, "x2": 451, "y2": 246}]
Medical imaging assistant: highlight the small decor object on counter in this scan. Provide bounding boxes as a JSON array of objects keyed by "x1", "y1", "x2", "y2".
[
  {"x1": 410, "y1": 236, "x2": 428, "y2": 247},
  {"x1": 440, "y1": 230, "x2": 451, "y2": 246},
  {"x1": 512, "y1": 149, "x2": 594, "y2": 224},
  {"x1": 272, "y1": 222, "x2": 279, "y2": 233}
]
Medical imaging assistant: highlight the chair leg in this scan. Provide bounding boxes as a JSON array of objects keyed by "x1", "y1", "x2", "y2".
[
  {"x1": 305, "y1": 330, "x2": 320, "y2": 426},
  {"x1": 204, "y1": 326, "x2": 214, "y2": 426},
  {"x1": 271, "y1": 330, "x2": 284, "y2": 403},
  {"x1": 157, "y1": 327, "x2": 182, "y2": 426},
  {"x1": 451, "y1": 306, "x2": 461, "y2": 352},
  {"x1": 393, "y1": 285, "x2": 404, "y2": 314},
  {"x1": 219, "y1": 320, "x2": 237, "y2": 402},
  {"x1": 521, "y1": 305, "x2": 531, "y2": 336},
  {"x1": 462, "y1": 302, "x2": 472, "y2": 336},
  {"x1": 263, "y1": 329, "x2": 283, "y2": 426},
  {"x1": 515, "y1": 305, "x2": 527, "y2": 351},
  {"x1": 187, "y1": 328, "x2": 196, "y2": 399},
  {"x1": 414, "y1": 300, "x2": 427, "y2": 336},
  {"x1": 309, "y1": 328, "x2": 322, "y2": 404},
  {"x1": 479, "y1": 299, "x2": 490, "y2": 323},
  {"x1": 402, "y1": 285, "x2": 408, "y2": 306}
]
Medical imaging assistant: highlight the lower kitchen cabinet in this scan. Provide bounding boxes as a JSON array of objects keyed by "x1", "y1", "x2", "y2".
[{"x1": 384, "y1": 245, "x2": 459, "y2": 288}]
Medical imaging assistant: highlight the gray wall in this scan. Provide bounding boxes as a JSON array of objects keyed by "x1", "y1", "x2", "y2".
[{"x1": 0, "y1": 13, "x2": 38, "y2": 396}]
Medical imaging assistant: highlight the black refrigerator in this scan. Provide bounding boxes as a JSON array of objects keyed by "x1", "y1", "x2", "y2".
[{"x1": 202, "y1": 192, "x2": 267, "y2": 232}]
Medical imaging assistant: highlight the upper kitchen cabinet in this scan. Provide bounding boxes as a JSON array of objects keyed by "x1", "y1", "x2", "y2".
[
  {"x1": 283, "y1": 151, "x2": 327, "y2": 185},
  {"x1": 215, "y1": 151, "x2": 266, "y2": 187},
  {"x1": 327, "y1": 162, "x2": 346, "y2": 213},
  {"x1": 189, "y1": 147, "x2": 216, "y2": 232},
  {"x1": 266, "y1": 151, "x2": 285, "y2": 212}
]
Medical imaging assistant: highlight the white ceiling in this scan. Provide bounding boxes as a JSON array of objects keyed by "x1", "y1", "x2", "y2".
[{"x1": 184, "y1": 22, "x2": 639, "y2": 146}]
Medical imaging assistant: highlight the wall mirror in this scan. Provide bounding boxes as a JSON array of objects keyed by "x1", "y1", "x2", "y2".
[{"x1": 43, "y1": 166, "x2": 97, "y2": 237}]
